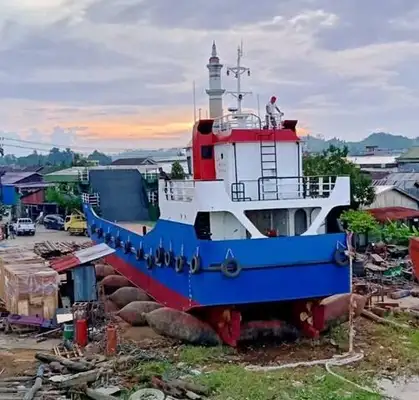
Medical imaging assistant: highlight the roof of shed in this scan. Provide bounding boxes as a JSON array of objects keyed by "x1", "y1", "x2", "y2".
[
  {"x1": 49, "y1": 243, "x2": 115, "y2": 273},
  {"x1": 368, "y1": 207, "x2": 419, "y2": 222},
  {"x1": 1, "y1": 172, "x2": 41, "y2": 185}
]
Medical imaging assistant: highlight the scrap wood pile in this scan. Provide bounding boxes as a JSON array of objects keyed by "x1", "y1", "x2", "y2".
[
  {"x1": 7, "y1": 348, "x2": 210, "y2": 400},
  {"x1": 34, "y1": 241, "x2": 93, "y2": 259}
]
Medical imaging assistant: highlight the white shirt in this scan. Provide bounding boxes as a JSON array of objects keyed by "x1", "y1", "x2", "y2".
[{"x1": 266, "y1": 102, "x2": 278, "y2": 114}]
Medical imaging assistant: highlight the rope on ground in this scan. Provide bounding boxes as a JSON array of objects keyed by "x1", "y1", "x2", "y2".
[{"x1": 246, "y1": 352, "x2": 400, "y2": 399}]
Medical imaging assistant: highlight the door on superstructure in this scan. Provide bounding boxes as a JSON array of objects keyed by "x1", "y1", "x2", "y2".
[{"x1": 294, "y1": 208, "x2": 307, "y2": 236}]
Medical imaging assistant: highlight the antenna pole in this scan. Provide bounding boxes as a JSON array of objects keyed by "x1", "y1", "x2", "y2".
[
  {"x1": 193, "y1": 81, "x2": 197, "y2": 122},
  {"x1": 257, "y1": 94, "x2": 261, "y2": 118},
  {"x1": 226, "y1": 43, "x2": 251, "y2": 114}
]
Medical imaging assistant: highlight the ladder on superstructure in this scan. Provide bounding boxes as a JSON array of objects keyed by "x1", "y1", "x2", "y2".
[{"x1": 259, "y1": 133, "x2": 279, "y2": 200}]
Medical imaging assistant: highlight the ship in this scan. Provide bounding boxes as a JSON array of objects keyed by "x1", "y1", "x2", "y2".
[{"x1": 82, "y1": 43, "x2": 352, "y2": 346}]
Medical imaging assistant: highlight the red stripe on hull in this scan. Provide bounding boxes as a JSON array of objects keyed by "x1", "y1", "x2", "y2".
[{"x1": 104, "y1": 253, "x2": 200, "y2": 311}]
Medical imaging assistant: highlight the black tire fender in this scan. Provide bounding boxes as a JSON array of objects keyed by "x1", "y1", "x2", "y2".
[
  {"x1": 221, "y1": 258, "x2": 242, "y2": 278},
  {"x1": 155, "y1": 247, "x2": 165, "y2": 264},
  {"x1": 115, "y1": 236, "x2": 122, "y2": 248},
  {"x1": 97, "y1": 228, "x2": 103, "y2": 239},
  {"x1": 334, "y1": 248, "x2": 349, "y2": 266},
  {"x1": 146, "y1": 254, "x2": 155, "y2": 269},
  {"x1": 91, "y1": 223, "x2": 97, "y2": 234},
  {"x1": 190, "y1": 255, "x2": 201, "y2": 274},
  {"x1": 124, "y1": 241, "x2": 132, "y2": 254},
  {"x1": 175, "y1": 256, "x2": 186, "y2": 273},
  {"x1": 164, "y1": 251, "x2": 174, "y2": 267},
  {"x1": 136, "y1": 247, "x2": 144, "y2": 261},
  {"x1": 104, "y1": 232, "x2": 111, "y2": 244}
]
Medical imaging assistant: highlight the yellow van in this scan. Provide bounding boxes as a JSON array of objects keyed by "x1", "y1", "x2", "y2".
[{"x1": 64, "y1": 211, "x2": 87, "y2": 235}]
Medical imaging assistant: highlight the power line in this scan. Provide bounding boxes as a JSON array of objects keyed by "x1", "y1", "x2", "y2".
[{"x1": 2, "y1": 137, "x2": 131, "y2": 152}]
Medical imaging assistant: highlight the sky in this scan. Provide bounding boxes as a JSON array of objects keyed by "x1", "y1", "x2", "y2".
[{"x1": 1, "y1": 0, "x2": 419, "y2": 155}]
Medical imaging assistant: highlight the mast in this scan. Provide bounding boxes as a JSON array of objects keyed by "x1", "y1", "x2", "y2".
[{"x1": 226, "y1": 42, "x2": 252, "y2": 114}]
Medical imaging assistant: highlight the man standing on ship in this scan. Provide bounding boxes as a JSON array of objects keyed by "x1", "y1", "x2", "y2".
[{"x1": 265, "y1": 96, "x2": 284, "y2": 129}]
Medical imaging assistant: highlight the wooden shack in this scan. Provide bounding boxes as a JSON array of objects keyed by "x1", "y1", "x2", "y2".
[{"x1": 0, "y1": 247, "x2": 59, "y2": 319}]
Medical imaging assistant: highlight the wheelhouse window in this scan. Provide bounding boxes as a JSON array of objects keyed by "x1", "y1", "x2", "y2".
[{"x1": 201, "y1": 145, "x2": 213, "y2": 159}]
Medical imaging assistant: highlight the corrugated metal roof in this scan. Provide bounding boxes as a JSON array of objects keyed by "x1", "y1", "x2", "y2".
[
  {"x1": 374, "y1": 185, "x2": 394, "y2": 195},
  {"x1": 1, "y1": 172, "x2": 40, "y2": 185},
  {"x1": 347, "y1": 156, "x2": 397, "y2": 165},
  {"x1": 368, "y1": 207, "x2": 419, "y2": 222},
  {"x1": 50, "y1": 243, "x2": 115, "y2": 273},
  {"x1": 397, "y1": 147, "x2": 419, "y2": 160},
  {"x1": 112, "y1": 157, "x2": 157, "y2": 166}
]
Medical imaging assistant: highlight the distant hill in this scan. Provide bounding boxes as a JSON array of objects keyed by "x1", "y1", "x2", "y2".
[
  {"x1": 111, "y1": 148, "x2": 184, "y2": 161},
  {"x1": 304, "y1": 132, "x2": 417, "y2": 155}
]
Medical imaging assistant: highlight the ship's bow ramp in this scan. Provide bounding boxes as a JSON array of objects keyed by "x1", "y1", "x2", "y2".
[{"x1": 89, "y1": 169, "x2": 149, "y2": 222}]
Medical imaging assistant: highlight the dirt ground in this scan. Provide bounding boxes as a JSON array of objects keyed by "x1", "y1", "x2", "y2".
[{"x1": 0, "y1": 225, "x2": 91, "y2": 247}]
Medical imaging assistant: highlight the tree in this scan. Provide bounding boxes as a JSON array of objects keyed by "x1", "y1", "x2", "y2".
[
  {"x1": 303, "y1": 145, "x2": 375, "y2": 208},
  {"x1": 171, "y1": 161, "x2": 185, "y2": 179},
  {"x1": 340, "y1": 210, "x2": 380, "y2": 235},
  {"x1": 88, "y1": 150, "x2": 112, "y2": 165},
  {"x1": 45, "y1": 187, "x2": 82, "y2": 214}
]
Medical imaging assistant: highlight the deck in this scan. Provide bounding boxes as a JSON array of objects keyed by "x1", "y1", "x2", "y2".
[{"x1": 116, "y1": 221, "x2": 156, "y2": 235}]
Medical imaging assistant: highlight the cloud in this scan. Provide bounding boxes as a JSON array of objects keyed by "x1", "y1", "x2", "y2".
[{"x1": 0, "y1": 0, "x2": 419, "y2": 149}]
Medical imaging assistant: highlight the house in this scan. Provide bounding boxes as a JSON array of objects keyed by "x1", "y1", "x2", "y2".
[
  {"x1": 111, "y1": 157, "x2": 157, "y2": 166},
  {"x1": 0, "y1": 171, "x2": 55, "y2": 218},
  {"x1": 364, "y1": 185, "x2": 419, "y2": 210},
  {"x1": 1, "y1": 172, "x2": 43, "y2": 205},
  {"x1": 396, "y1": 147, "x2": 419, "y2": 172}
]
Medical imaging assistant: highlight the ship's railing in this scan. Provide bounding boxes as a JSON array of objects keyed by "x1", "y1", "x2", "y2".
[
  {"x1": 212, "y1": 113, "x2": 262, "y2": 134},
  {"x1": 82, "y1": 192, "x2": 100, "y2": 206},
  {"x1": 160, "y1": 179, "x2": 195, "y2": 202},
  {"x1": 231, "y1": 176, "x2": 338, "y2": 201}
]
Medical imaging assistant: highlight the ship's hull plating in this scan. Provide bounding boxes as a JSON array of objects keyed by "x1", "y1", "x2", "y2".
[{"x1": 84, "y1": 204, "x2": 350, "y2": 310}]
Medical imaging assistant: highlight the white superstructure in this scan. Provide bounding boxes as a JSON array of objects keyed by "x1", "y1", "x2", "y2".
[{"x1": 160, "y1": 44, "x2": 351, "y2": 240}]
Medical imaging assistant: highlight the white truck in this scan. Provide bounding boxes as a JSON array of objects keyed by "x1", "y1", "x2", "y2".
[{"x1": 13, "y1": 218, "x2": 36, "y2": 236}]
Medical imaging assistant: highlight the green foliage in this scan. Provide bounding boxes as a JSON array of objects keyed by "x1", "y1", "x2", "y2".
[
  {"x1": 303, "y1": 145, "x2": 375, "y2": 208},
  {"x1": 0, "y1": 147, "x2": 111, "y2": 168},
  {"x1": 340, "y1": 210, "x2": 380, "y2": 235},
  {"x1": 171, "y1": 161, "x2": 185, "y2": 179},
  {"x1": 45, "y1": 187, "x2": 82, "y2": 212},
  {"x1": 381, "y1": 220, "x2": 419, "y2": 245}
]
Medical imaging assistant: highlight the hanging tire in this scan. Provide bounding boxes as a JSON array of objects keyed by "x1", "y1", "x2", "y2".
[
  {"x1": 146, "y1": 254, "x2": 155, "y2": 269},
  {"x1": 97, "y1": 228, "x2": 103, "y2": 239},
  {"x1": 221, "y1": 258, "x2": 242, "y2": 278},
  {"x1": 334, "y1": 248, "x2": 349, "y2": 266},
  {"x1": 136, "y1": 247, "x2": 144, "y2": 261},
  {"x1": 175, "y1": 256, "x2": 185, "y2": 273},
  {"x1": 124, "y1": 241, "x2": 132, "y2": 254},
  {"x1": 91, "y1": 223, "x2": 97, "y2": 234},
  {"x1": 164, "y1": 251, "x2": 174, "y2": 267},
  {"x1": 190, "y1": 255, "x2": 201, "y2": 274},
  {"x1": 104, "y1": 232, "x2": 111, "y2": 244},
  {"x1": 155, "y1": 247, "x2": 165, "y2": 264},
  {"x1": 115, "y1": 236, "x2": 122, "y2": 248}
]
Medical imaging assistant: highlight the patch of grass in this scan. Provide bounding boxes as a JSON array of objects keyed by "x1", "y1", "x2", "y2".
[
  {"x1": 328, "y1": 323, "x2": 350, "y2": 350},
  {"x1": 131, "y1": 361, "x2": 173, "y2": 382},
  {"x1": 195, "y1": 365, "x2": 381, "y2": 400},
  {"x1": 178, "y1": 345, "x2": 233, "y2": 365}
]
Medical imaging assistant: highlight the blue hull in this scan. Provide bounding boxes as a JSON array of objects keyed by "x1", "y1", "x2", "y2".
[{"x1": 84, "y1": 204, "x2": 350, "y2": 310}]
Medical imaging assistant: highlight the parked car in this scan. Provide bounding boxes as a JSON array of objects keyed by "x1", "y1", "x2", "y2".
[
  {"x1": 43, "y1": 214, "x2": 63, "y2": 225},
  {"x1": 44, "y1": 215, "x2": 64, "y2": 230},
  {"x1": 13, "y1": 218, "x2": 36, "y2": 236}
]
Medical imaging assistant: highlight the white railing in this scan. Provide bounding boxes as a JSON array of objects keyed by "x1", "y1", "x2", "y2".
[
  {"x1": 231, "y1": 176, "x2": 338, "y2": 201},
  {"x1": 212, "y1": 113, "x2": 262, "y2": 134},
  {"x1": 82, "y1": 192, "x2": 100, "y2": 206},
  {"x1": 160, "y1": 180, "x2": 195, "y2": 202},
  {"x1": 263, "y1": 112, "x2": 284, "y2": 129}
]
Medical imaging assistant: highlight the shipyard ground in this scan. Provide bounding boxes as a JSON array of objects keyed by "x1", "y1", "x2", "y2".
[{"x1": 1, "y1": 231, "x2": 418, "y2": 398}]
